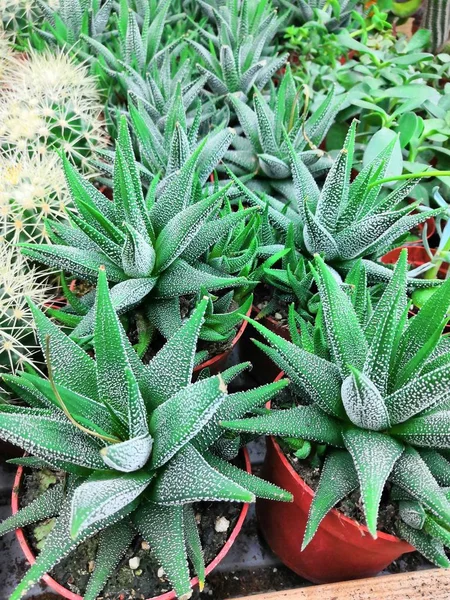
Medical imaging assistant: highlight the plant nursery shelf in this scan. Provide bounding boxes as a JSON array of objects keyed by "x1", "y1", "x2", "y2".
[{"x1": 234, "y1": 568, "x2": 448, "y2": 600}]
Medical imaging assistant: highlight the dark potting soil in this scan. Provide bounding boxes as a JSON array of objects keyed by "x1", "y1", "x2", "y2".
[
  {"x1": 20, "y1": 469, "x2": 242, "y2": 599},
  {"x1": 253, "y1": 286, "x2": 289, "y2": 328}
]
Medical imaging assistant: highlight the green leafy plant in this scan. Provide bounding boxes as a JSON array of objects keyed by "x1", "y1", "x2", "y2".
[
  {"x1": 303, "y1": 29, "x2": 450, "y2": 204},
  {"x1": 20, "y1": 117, "x2": 254, "y2": 341},
  {"x1": 0, "y1": 268, "x2": 292, "y2": 600},
  {"x1": 187, "y1": 0, "x2": 289, "y2": 99},
  {"x1": 226, "y1": 65, "x2": 339, "y2": 195},
  {"x1": 231, "y1": 120, "x2": 445, "y2": 288},
  {"x1": 223, "y1": 251, "x2": 450, "y2": 566}
]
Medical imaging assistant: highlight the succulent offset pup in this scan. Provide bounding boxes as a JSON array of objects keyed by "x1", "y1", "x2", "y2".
[
  {"x1": 223, "y1": 251, "x2": 450, "y2": 567},
  {"x1": 188, "y1": 0, "x2": 288, "y2": 99},
  {"x1": 0, "y1": 267, "x2": 291, "y2": 600},
  {"x1": 226, "y1": 66, "x2": 339, "y2": 190},
  {"x1": 20, "y1": 116, "x2": 254, "y2": 340},
  {"x1": 231, "y1": 121, "x2": 445, "y2": 289}
]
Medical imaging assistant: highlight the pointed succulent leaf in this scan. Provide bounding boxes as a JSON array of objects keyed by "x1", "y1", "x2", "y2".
[
  {"x1": 397, "y1": 521, "x2": 450, "y2": 568},
  {"x1": 389, "y1": 411, "x2": 450, "y2": 448},
  {"x1": 419, "y1": 450, "x2": 450, "y2": 486},
  {"x1": 204, "y1": 450, "x2": 292, "y2": 502},
  {"x1": 195, "y1": 378, "x2": 290, "y2": 452},
  {"x1": 313, "y1": 255, "x2": 368, "y2": 377},
  {"x1": 0, "y1": 407, "x2": 105, "y2": 470},
  {"x1": 343, "y1": 428, "x2": 404, "y2": 538},
  {"x1": 70, "y1": 470, "x2": 153, "y2": 538},
  {"x1": 21, "y1": 244, "x2": 127, "y2": 283},
  {"x1": 149, "y1": 443, "x2": 255, "y2": 504},
  {"x1": 303, "y1": 450, "x2": 359, "y2": 549},
  {"x1": 133, "y1": 502, "x2": 192, "y2": 600},
  {"x1": 149, "y1": 375, "x2": 228, "y2": 469},
  {"x1": 183, "y1": 505, "x2": 205, "y2": 590},
  {"x1": 101, "y1": 434, "x2": 153, "y2": 473},
  {"x1": 385, "y1": 364, "x2": 450, "y2": 425},
  {"x1": 84, "y1": 520, "x2": 135, "y2": 600},
  {"x1": 222, "y1": 405, "x2": 344, "y2": 447},
  {"x1": 390, "y1": 447, "x2": 450, "y2": 523},
  {"x1": 315, "y1": 121, "x2": 356, "y2": 232},
  {"x1": 121, "y1": 223, "x2": 156, "y2": 278},
  {"x1": 248, "y1": 318, "x2": 344, "y2": 418},
  {"x1": 10, "y1": 489, "x2": 137, "y2": 600},
  {"x1": 144, "y1": 298, "x2": 208, "y2": 409},
  {"x1": 153, "y1": 259, "x2": 247, "y2": 299},
  {"x1": 0, "y1": 484, "x2": 64, "y2": 537},
  {"x1": 154, "y1": 193, "x2": 223, "y2": 273}
]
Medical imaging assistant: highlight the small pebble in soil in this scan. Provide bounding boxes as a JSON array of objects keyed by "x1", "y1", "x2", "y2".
[
  {"x1": 274, "y1": 312, "x2": 283, "y2": 320},
  {"x1": 88, "y1": 560, "x2": 95, "y2": 573},
  {"x1": 141, "y1": 541, "x2": 150, "y2": 550},
  {"x1": 135, "y1": 569, "x2": 142, "y2": 576},
  {"x1": 129, "y1": 556, "x2": 140, "y2": 570},
  {"x1": 195, "y1": 512, "x2": 202, "y2": 524},
  {"x1": 215, "y1": 516, "x2": 230, "y2": 532},
  {"x1": 157, "y1": 567, "x2": 165, "y2": 579}
]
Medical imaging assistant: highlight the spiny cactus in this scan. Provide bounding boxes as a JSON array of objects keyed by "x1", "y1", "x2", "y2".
[
  {"x1": 0, "y1": 150, "x2": 70, "y2": 244},
  {"x1": 0, "y1": 49, "x2": 108, "y2": 172},
  {"x1": 232, "y1": 120, "x2": 445, "y2": 289},
  {"x1": 226, "y1": 65, "x2": 339, "y2": 196},
  {"x1": 0, "y1": 31, "x2": 12, "y2": 82},
  {"x1": 0, "y1": 269, "x2": 291, "y2": 599},
  {"x1": 0, "y1": 243, "x2": 54, "y2": 375},
  {"x1": 223, "y1": 252, "x2": 450, "y2": 567},
  {"x1": 188, "y1": 0, "x2": 289, "y2": 99},
  {"x1": 20, "y1": 117, "x2": 254, "y2": 341}
]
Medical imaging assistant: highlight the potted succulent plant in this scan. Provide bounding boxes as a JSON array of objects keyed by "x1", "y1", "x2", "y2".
[
  {"x1": 0, "y1": 267, "x2": 291, "y2": 600},
  {"x1": 223, "y1": 251, "x2": 450, "y2": 582},
  {"x1": 21, "y1": 116, "x2": 257, "y2": 368}
]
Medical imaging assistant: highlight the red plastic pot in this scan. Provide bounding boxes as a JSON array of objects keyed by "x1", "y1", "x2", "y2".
[
  {"x1": 256, "y1": 373, "x2": 414, "y2": 584},
  {"x1": 11, "y1": 449, "x2": 251, "y2": 600},
  {"x1": 193, "y1": 305, "x2": 252, "y2": 377},
  {"x1": 381, "y1": 245, "x2": 448, "y2": 278}
]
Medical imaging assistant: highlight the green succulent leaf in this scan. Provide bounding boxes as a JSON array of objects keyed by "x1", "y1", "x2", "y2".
[
  {"x1": 149, "y1": 443, "x2": 255, "y2": 504},
  {"x1": 343, "y1": 428, "x2": 403, "y2": 538},
  {"x1": 70, "y1": 470, "x2": 152, "y2": 538},
  {"x1": 303, "y1": 450, "x2": 359, "y2": 549}
]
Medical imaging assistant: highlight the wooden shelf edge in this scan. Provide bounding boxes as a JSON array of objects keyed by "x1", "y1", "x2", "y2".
[{"x1": 232, "y1": 567, "x2": 450, "y2": 599}]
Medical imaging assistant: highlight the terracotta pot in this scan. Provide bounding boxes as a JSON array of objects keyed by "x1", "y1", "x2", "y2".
[
  {"x1": 193, "y1": 306, "x2": 252, "y2": 378},
  {"x1": 12, "y1": 449, "x2": 251, "y2": 600},
  {"x1": 256, "y1": 373, "x2": 414, "y2": 584}
]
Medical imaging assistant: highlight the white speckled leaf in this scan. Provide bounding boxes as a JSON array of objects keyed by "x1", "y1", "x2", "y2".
[
  {"x1": 149, "y1": 443, "x2": 255, "y2": 504},
  {"x1": 84, "y1": 520, "x2": 135, "y2": 600},
  {"x1": 343, "y1": 428, "x2": 403, "y2": 537},
  {"x1": 341, "y1": 367, "x2": 390, "y2": 431},
  {"x1": 149, "y1": 375, "x2": 228, "y2": 469},
  {"x1": 133, "y1": 502, "x2": 192, "y2": 599},
  {"x1": 70, "y1": 470, "x2": 152, "y2": 538},
  {"x1": 101, "y1": 434, "x2": 153, "y2": 472}
]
